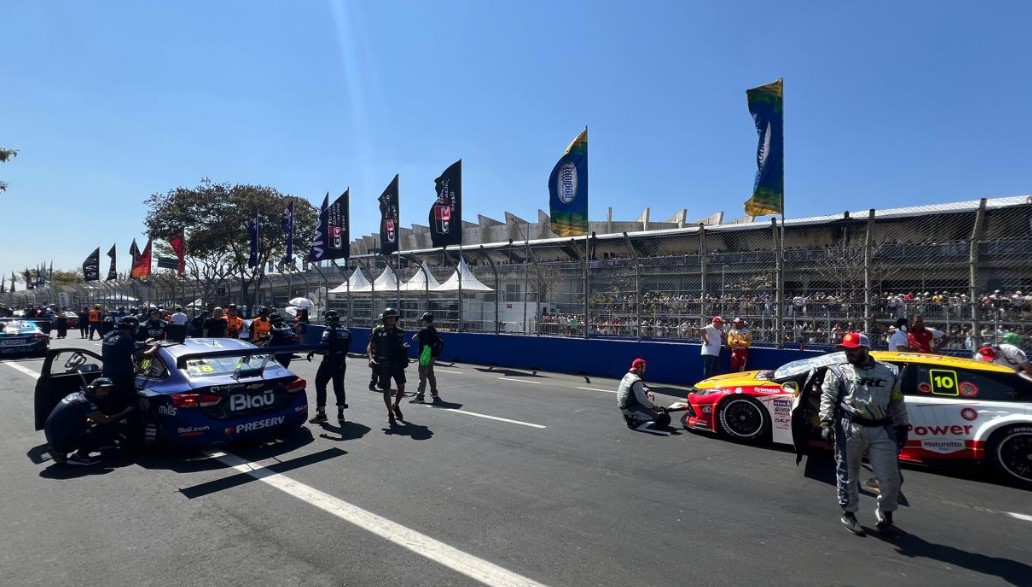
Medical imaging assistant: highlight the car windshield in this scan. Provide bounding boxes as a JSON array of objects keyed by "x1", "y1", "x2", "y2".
[
  {"x1": 2, "y1": 320, "x2": 36, "y2": 333},
  {"x1": 773, "y1": 352, "x2": 845, "y2": 381},
  {"x1": 183, "y1": 353, "x2": 277, "y2": 378}
]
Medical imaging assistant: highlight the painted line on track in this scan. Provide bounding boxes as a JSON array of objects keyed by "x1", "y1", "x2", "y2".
[
  {"x1": 434, "y1": 408, "x2": 546, "y2": 429},
  {"x1": 435, "y1": 369, "x2": 463, "y2": 375},
  {"x1": 5, "y1": 361, "x2": 41, "y2": 379},
  {"x1": 575, "y1": 386, "x2": 615, "y2": 394},
  {"x1": 1006, "y1": 511, "x2": 1032, "y2": 523},
  {"x1": 497, "y1": 377, "x2": 540, "y2": 385},
  {"x1": 204, "y1": 449, "x2": 549, "y2": 587}
]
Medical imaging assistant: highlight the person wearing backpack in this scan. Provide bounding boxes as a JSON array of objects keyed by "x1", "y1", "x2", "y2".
[{"x1": 409, "y1": 312, "x2": 443, "y2": 404}]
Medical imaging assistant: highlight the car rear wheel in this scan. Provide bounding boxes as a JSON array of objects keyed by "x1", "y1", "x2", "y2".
[
  {"x1": 717, "y1": 397, "x2": 770, "y2": 442},
  {"x1": 988, "y1": 425, "x2": 1032, "y2": 488}
]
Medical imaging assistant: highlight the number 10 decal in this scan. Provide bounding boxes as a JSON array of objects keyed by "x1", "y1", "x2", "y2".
[{"x1": 928, "y1": 369, "x2": 960, "y2": 396}]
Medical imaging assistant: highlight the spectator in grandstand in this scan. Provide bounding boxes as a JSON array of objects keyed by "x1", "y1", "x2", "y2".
[{"x1": 699, "y1": 316, "x2": 724, "y2": 379}]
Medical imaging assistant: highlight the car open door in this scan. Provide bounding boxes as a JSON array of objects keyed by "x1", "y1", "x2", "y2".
[
  {"x1": 791, "y1": 367, "x2": 832, "y2": 464},
  {"x1": 33, "y1": 348, "x2": 104, "y2": 430}
]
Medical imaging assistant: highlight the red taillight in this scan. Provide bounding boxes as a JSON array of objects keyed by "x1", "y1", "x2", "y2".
[
  {"x1": 171, "y1": 393, "x2": 223, "y2": 408},
  {"x1": 285, "y1": 377, "x2": 306, "y2": 393},
  {"x1": 33, "y1": 334, "x2": 48, "y2": 341}
]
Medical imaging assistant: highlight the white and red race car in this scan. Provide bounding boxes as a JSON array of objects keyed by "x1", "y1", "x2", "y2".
[{"x1": 682, "y1": 351, "x2": 1032, "y2": 487}]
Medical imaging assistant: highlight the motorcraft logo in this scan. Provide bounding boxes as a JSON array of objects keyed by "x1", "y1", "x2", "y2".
[
  {"x1": 557, "y1": 162, "x2": 578, "y2": 204},
  {"x1": 229, "y1": 415, "x2": 286, "y2": 435}
]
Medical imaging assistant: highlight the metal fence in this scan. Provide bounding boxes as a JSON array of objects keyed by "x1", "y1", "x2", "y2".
[{"x1": 5, "y1": 199, "x2": 1030, "y2": 351}]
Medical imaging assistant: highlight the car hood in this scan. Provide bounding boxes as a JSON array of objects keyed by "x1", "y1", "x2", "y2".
[{"x1": 693, "y1": 370, "x2": 769, "y2": 390}]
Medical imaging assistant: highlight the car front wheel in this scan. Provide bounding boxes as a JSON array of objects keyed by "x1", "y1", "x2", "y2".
[
  {"x1": 989, "y1": 425, "x2": 1032, "y2": 488},
  {"x1": 717, "y1": 397, "x2": 770, "y2": 442}
]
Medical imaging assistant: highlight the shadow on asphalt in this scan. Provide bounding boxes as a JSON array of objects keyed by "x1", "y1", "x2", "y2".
[
  {"x1": 316, "y1": 421, "x2": 372, "y2": 442},
  {"x1": 874, "y1": 528, "x2": 1032, "y2": 586},
  {"x1": 177, "y1": 447, "x2": 347, "y2": 499},
  {"x1": 427, "y1": 399, "x2": 464, "y2": 410},
  {"x1": 474, "y1": 366, "x2": 542, "y2": 378},
  {"x1": 383, "y1": 421, "x2": 434, "y2": 440}
]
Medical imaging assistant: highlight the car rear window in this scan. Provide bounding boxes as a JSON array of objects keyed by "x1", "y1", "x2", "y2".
[
  {"x1": 183, "y1": 354, "x2": 278, "y2": 377},
  {"x1": 911, "y1": 365, "x2": 1032, "y2": 402}
]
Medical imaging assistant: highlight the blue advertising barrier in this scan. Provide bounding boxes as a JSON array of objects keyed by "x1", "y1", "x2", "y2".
[{"x1": 309, "y1": 325, "x2": 825, "y2": 387}]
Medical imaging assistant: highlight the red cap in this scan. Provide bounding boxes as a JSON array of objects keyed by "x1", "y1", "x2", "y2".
[
  {"x1": 712, "y1": 316, "x2": 723, "y2": 324},
  {"x1": 631, "y1": 358, "x2": 647, "y2": 370},
  {"x1": 977, "y1": 345, "x2": 996, "y2": 361},
  {"x1": 837, "y1": 332, "x2": 870, "y2": 349}
]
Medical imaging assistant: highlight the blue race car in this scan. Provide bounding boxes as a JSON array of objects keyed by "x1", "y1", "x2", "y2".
[
  {"x1": 0, "y1": 319, "x2": 50, "y2": 358},
  {"x1": 33, "y1": 338, "x2": 310, "y2": 448}
]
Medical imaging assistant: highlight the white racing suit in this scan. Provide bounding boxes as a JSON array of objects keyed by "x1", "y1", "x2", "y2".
[
  {"x1": 820, "y1": 360, "x2": 908, "y2": 515},
  {"x1": 617, "y1": 372, "x2": 663, "y2": 428}
]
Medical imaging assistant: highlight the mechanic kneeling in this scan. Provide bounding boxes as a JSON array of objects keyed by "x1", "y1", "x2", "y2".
[
  {"x1": 45, "y1": 378, "x2": 133, "y2": 466},
  {"x1": 617, "y1": 358, "x2": 669, "y2": 431}
]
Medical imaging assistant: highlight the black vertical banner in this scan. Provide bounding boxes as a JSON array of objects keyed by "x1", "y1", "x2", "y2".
[
  {"x1": 429, "y1": 159, "x2": 462, "y2": 248},
  {"x1": 326, "y1": 189, "x2": 350, "y2": 260},
  {"x1": 106, "y1": 244, "x2": 117, "y2": 281},
  {"x1": 82, "y1": 248, "x2": 100, "y2": 282},
  {"x1": 378, "y1": 175, "x2": 400, "y2": 256},
  {"x1": 308, "y1": 193, "x2": 329, "y2": 263}
]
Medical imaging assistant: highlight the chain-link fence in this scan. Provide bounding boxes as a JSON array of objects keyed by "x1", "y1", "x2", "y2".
[{"x1": 5, "y1": 198, "x2": 1030, "y2": 351}]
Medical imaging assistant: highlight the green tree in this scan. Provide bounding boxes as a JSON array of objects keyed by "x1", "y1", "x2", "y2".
[
  {"x1": 143, "y1": 179, "x2": 317, "y2": 307},
  {"x1": 0, "y1": 148, "x2": 17, "y2": 192}
]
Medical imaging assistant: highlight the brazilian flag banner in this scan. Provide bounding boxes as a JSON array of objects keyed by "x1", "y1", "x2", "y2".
[
  {"x1": 548, "y1": 129, "x2": 588, "y2": 237},
  {"x1": 745, "y1": 79, "x2": 784, "y2": 217}
]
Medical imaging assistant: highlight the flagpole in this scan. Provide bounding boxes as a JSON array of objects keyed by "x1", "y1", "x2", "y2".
[{"x1": 779, "y1": 79, "x2": 786, "y2": 348}]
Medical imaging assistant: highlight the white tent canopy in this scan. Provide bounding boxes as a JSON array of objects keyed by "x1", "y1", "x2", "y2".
[
  {"x1": 328, "y1": 267, "x2": 371, "y2": 294},
  {"x1": 435, "y1": 259, "x2": 494, "y2": 292},
  {"x1": 400, "y1": 262, "x2": 442, "y2": 292},
  {"x1": 371, "y1": 266, "x2": 399, "y2": 291}
]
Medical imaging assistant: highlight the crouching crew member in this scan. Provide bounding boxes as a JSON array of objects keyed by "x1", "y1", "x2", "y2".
[
  {"x1": 820, "y1": 332, "x2": 909, "y2": 535},
  {"x1": 307, "y1": 310, "x2": 352, "y2": 424},
  {"x1": 44, "y1": 378, "x2": 134, "y2": 466},
  {"x1": 617, "y1": 358, "x2": 669, "y2": 431},
  {"x1": 367, "y1": 308, "x2": 407, "y2": 426}
]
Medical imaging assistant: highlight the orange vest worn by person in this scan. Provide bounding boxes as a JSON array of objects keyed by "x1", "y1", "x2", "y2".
[
  {"x1": 225, "y1": 315, "x2": 244, "y2": 338},
  {"x1": 251, "y1": 317, "x2": 271, "y2": 342}
]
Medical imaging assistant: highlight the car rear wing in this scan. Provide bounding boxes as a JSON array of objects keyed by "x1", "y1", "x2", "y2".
[{"x1": 173, "y1": 344, "x2": 329, "y2": 369}]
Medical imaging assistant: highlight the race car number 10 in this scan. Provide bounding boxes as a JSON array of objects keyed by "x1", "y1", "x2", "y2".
[{"x1": 929, "y1": 369, "x2": 960, "y2": 397}]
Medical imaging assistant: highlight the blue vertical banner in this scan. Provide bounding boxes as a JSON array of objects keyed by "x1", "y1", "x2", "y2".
[
  {"x1": 744, "y1": 78, "x2": 784, "y2": 217},
  {"x1": 281, "y1": 201, "x2": 294, "y2": 265},
  {"x1": 548, "y1": 128, "x2": 588, "y2": 237},
  {"x1": 248, "y1": 208, "x2": 260, "y2": 269}
]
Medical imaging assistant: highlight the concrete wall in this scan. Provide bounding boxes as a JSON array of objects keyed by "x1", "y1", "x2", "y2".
[{"x1": 308, "y1": 325, "x2": 821, "y2": 386}]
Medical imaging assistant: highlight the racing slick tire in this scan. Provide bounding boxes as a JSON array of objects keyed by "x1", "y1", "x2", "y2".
[
  {"x1": 717, "y1": 397, "x2": 770, "y2": 443},
  {"x1": 988, "y1": 425, "x2": 1032, "y2": 489},
  {"x1": 680, "y1": 411, "x2": 691, "y2": 430}
]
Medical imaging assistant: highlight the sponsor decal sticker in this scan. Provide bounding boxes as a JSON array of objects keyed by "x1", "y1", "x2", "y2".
[
  {"x1": 234, "y1": 416, "x2": 286, "y2": 434},
  {"x1": 959, "y1": 382, "x2": 978, "y2": 398},
  {"x1": 177, "y1": 425, "x2": 210, "y2": 437},
  {"x1": 917, "y1": 382, "x2": 932, "y2": 394},
  {"x1": 910, "y1": 424, "x2": 972, "y2": 436},
  {"x1": 158, "y1": 404, "x2": 177, "y2": 416},
  {"x1": 921, "y1": 438, "x2": 965, "y2": 454},
  {"x1": 961, "y1": 408, "x2": 978, "y2": 421}
]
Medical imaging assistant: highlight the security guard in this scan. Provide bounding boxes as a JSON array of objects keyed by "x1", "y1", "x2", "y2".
[
  {"x1": 307, "y1": 310, "x2": 352, "y2": 424},
  {"x1": 820, "y1": 332, "x2": 909, "y2": 535},
  {"x1": 367, "y1": 308, "x2": 407, "y2": 425},
  {"x1": 268, "y1": 312, "x2": 296, "y2": 368}
]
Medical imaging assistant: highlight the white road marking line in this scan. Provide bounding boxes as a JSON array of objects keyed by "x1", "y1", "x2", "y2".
[
  {"x1": 576, "y1": 386, "x2": 615, "y2": 394},
  {"x1": 435, "y1": 369, "x2": 463, "y2": 374},
  {"x1": 5, "y1": 362, "x2": 41, "y2": 379},
  {"x1": 497, "y1": 377, "x2": 540, "y2": 385},
  {"x1": 436, "y1": 408, "x2": 546, "y2": 429},
  {"x1": 1006, "y1": 512, "x2": 1032, "y2": 523},
  {"x1": 203, "y1": 449, "x2": 549, "y2": 587}
]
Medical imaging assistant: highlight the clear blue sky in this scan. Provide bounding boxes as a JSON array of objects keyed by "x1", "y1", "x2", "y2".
[{"x1": 2, "y1": 0, "x2": 1029, "y2": 278}]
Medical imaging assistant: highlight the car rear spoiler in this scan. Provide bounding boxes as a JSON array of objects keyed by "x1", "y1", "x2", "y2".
[{"x1": 174, "y1": 344, "x2": 327, "y2": 369}]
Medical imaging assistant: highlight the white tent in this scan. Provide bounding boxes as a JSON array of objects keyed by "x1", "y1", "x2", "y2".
[
  {"x1": 435, "y1": 259, "x2": 494, "y2": 292},
  {"x1": 328, "y1": 267, "x2": 371, "y2": 294},
  {"x1": 371, "y1": 266, "x2": 399, "y2": 291},
  {"x1": 400, "y1": 262, "x2": 442, "y2": 293}
]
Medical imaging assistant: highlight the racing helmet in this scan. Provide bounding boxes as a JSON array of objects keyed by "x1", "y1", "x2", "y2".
[
  {"x1": 117, "y1": 316, "x2": 139, "y2": 329},
  {"x1": 324, "y1": 309, "x2": 340, "y2": 322},
  {"x1": 421, "y1": 312, "x2": 434, "y2": 323},
  {"x1": 1003, "y1": 332, "x2": 1022, "y2": 346},
  {"x1": 381, "y1": 308, "x2": 399, "y2": 321}
]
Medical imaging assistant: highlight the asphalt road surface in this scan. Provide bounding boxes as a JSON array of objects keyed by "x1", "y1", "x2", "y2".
[{"x1": 1, "y1": 336, "x2": 1030, "y2": 587}]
